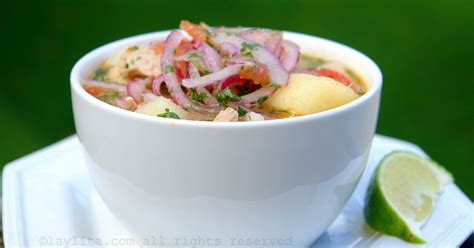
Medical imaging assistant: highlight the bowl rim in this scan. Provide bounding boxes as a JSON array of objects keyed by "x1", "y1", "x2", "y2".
[{"x1": 70, "y1": 30, "x2": 382, "y2": 129}]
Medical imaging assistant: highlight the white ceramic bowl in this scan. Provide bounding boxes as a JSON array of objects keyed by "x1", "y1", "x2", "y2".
[{"x1": 71, "y1": 30, "x2": 382, "y2": 247}]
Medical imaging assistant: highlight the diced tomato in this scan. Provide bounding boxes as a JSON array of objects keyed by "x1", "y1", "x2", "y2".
[
  {"x1": 220, "y1": 75, "x2": 246, "y2": 90},
  {"x1": 85, "y1": 86, "x2": 102, "y2": 96},
  {"x1": 176, "y1": 39, "x2": 193, "y2": 56},
  {"x1": 239, "y1": 64, "x2": 269, "y2": 85},
  {"x1": 180, "y1": 20, "x2": 208, "y2": 42},
  {"x1": 152, "y1": 41, "x2": 164, "y2": 54},
  {"x1": 308, "y1": 68, "x2": 352, "y2": 87},
  {"x1": 174, "y1": 60, "x2": 189, "y2": 81}
]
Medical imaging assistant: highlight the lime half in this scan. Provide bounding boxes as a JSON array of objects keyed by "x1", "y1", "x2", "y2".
[{"x1": 364, "y1": 151, "x2": 453, "y2": 243}]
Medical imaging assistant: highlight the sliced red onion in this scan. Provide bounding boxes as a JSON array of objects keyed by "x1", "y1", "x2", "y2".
[
  {"x1": 182, "y1": 65, "x2": 241, "y2": 88},
  {"x1": 160, "y1": 30, "x2": 195, "y2": 109},
  {"x1": 188, "y1": 63, "x2": 219, "y2": 107},
  {"x1": 220, "y1": 42, "x2": 241, "y2": 57},
  {"x1": 142, "y1": 92, "x2": 158, "y2": 103},
  {"x1": 252, "y1": 47, "x2": 288, "y2": 86},
  {"x1": 81, "y1": 79, "x2": 126, "y2": 92},
  {"x1": 209, "y1": 33, "x2": 288, "y2": 86},
  {"x1": 185, "y1": 64, "x2": 219, "y2": 113},
  {"x1": 175, "y1": 51, "x2": 211, "y2": 75},
  {"x1": 152, "y1": 74, "x2": 164, "y2": 96},
  {"x1": 193, "y1": 40, "x2": 222, "y2": 72},
  {"x1": 241, "y1": 29, "x2": 283, "y2": 53},
  {"x1": 126, "y1": 78, "x2": 149, "y2": 102},
  {"x1": 280, "y1": 40, "x2": 300, "y2": 72},
  {"x1": 226, "y1": 58, "x2": 255, "y2": 66},
  {"x1": 190, "y1": 56, "x2": 211, "y2": 74},
  {"x1": 274, "y1": 39, "x2": 284, "y2": 58},
  {"x1": 187, "y1": 62, "x2": 201, "y2": 78},
  {"x1": 210, "y1": 27, "x2": 243, "y2": 33},
  {"x1": 174, "y1": 51, "x2": 203, "y2": 61},
  {"x1": 114, "y1": 96, "x2": 138, "y2": 111},
  {"x1": 197, "y1": 87, "x2": 219, "y2": 107},
  {"x1": 240, "y1": 86, "x2": 276, "y2": 104}
]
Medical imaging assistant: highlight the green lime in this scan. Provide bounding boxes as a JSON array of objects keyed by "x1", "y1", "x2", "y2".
[{"x1": 364, "y1": 151, "x2": 453, "y2": 243}]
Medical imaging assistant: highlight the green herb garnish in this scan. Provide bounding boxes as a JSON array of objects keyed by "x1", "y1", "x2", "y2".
[
  {"x1": 216, "y1": 88, "x2": 241, "y2": 106},
  {"x1": 241, "y1": 42, "x2": 259, "y2": 56},
  {"x1": 157, "y1": 108, "x2": 180, "y2": 119},
  {"x1": 125, "y1": 63, "x2": 129, "y2": 69},
  {"x1": 237, "y1": 106, "x2": 248, "y2": 117},
  {"x1": 256, "y1": 96, "x2": 268, "y2": 105},
  {"x1": 188, "y1": 52, "x2": 200, "y2": 58},
  {"x1": 191, "y1": 60, "x2": 207, "y2": 73},
  {"x1": 189, "y1": 88, "x2": 207, "y2": 102},
  {"x1": 269, "y1": 109, "x2": 290, "y2": 115},
  {"x1": 92, "y1": 67, "x2": 108, "y2": 80},
  {"x1": 98, "y1": 92, "x2": 121, "y2": 103},
  {"x1": 166, "y1": 65, "x2": 174, "y2": 73},
  {"x1": 127, "y1": 45, "x2": 139, "y2": 52}
]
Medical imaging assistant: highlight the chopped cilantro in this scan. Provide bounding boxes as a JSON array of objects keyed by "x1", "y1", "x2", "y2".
[
  {"x1": 256, "y1": 96, "x2": 268, "y2": 105},
  {"x1": 241, "y1": 42, "x2": 259, "y2": 56},
  {"x1": 189, "y1": 88, "x2": 207, "y2": 102},
  {"x1": 216, "y1": 88, "x2": 241, "y2": 106},
  {"x1": 98, "y1": 92, "x2": 121, "y2": 103},
  {"x1": 269, "y1": 109, "x2": 290, "y2": 115},
  {"x1": 166, "y1": 65, "x2": 174, "y2": 73},
  {"x1": 127, "y1": 45, "x2": 139, "y2": 52},
  {"x1": 191, "y1": 60, "x2": 206, "y2": 73},
  {"x1": 237, "y1": 106, "x2": 248, "y2": 117},
  {"x1": 265, "y1": 83, "x2": 281, "y2": 89},
  {"x1": 157, "y1": 108, "x2": 180, "y2": 119},
  {"x1": 202, "y1": 70, "x2": 211, "y2": 75},
  {"x1": 188, "y1": 52, "x2": 200, "y2": 58},
  {"x1": 125, "y1": 63, "x2": 129, "y2": 69},
  {"x1": 92, "y1": 67, "x2": 108, "y2": 80}
]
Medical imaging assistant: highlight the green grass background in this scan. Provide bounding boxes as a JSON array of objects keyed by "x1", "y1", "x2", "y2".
[{"x1": 1, "y1": 0, "x2": 472, "y2": 198}]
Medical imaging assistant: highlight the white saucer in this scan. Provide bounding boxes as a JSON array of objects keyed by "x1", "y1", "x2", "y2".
[{"x1": 3, "y1": 135, "x2": 473, "y2": 247}]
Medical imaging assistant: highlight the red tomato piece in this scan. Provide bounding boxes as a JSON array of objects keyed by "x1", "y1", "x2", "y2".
[
  {"x1": 309, "y1": 68, "x2": 352, "y2": 87},
  {"x1": 239, "y1": 64, "x2": 269, "y2": 85},
  {"x1": 179, "y1": 20, "x2": 208, "y2": 42}
]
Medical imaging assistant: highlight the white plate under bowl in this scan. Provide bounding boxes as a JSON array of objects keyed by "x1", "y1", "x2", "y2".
[{"x1": 2, "y1": 135, "x2": 473, "y2": 247}]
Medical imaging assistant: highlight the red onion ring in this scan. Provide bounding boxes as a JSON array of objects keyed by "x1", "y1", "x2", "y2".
[
  {"x1": 188, "y1": 63, "x2": 219, "y2": 107},
  {"x1": 240, "y1": 86, "x2": 276, "y2": 104},
  {"x1": 126, "y1": 78, "x2": 150, "y2": 102},
  {"x1": 182, "y1": 65, "x2": 241, "y2": 88},
  {"x1": 161, "y1": 31, "x2": 195, "y2": 109},
  {"x1": 174, "y1": 51, "x2": 203, "y2": 61},
  {"x1": 220, "y1": 42, "x2": 241, "y2": 57},
  {"x1": 151, "y1": 74, "x2": 164, "y2": 96},
  {"x1": 81, "y1": 79, "x2": 126, "y2": 92},
  {"x1": 280, "y1": 40, "x2": 300, "y2": 72},
  {"x1": 193, "y1": 40, "x2": 223, "y2": 72},
  {"x1": 114, "y1": 96, "x2": 138, "y2": 110},
  {"x1": 226, "y1": 58, "x2": 255, "y2": 66},
  {"x1": 141, "y1": 92, "x2": 158, "y2": 103},
  {"x1": 197, "y1": 87, "x2": 219, "y2": 107},
  {"x1": 241, "y1": 29, "x2": 283, "y2": 53}
]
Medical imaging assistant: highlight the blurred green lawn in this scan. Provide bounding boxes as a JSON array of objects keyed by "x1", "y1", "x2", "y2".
[{"x1": 1, "y1": 0, "x2": 472, "y2": 198}]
